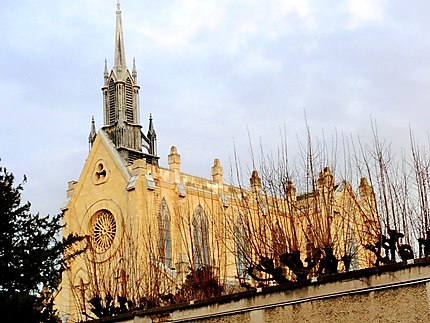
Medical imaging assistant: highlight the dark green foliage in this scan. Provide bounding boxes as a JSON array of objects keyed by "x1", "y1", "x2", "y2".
[{"x1": 0, "y1": 161, "x2": 84, "y2": 322}]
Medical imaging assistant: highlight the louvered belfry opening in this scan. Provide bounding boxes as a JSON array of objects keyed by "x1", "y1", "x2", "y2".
[
  {"x1": 108, "y1": 80, "x2": 116, "y2": 125},
  {"x1": 125, "y1": 78, "x2": 134, "y2": 123},
  {"x1": 102, "y1": 71, "x2": 147, "y2": 165}
]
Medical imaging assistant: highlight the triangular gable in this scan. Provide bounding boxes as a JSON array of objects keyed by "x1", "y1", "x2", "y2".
[
  {"x1": 98, "y1": 130, "x2": 130, "y2": 180},
  {"x1": 62, "y1": 130, "x2": 131, "y2": 211},
  {"x1": 108, "y1": 68, "x2": 134, "y2": 83}
]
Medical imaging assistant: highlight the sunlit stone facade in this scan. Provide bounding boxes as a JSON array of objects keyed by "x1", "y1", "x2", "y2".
[{"x1": 55, "y1": 3, "x2": 378, "y2": 322}]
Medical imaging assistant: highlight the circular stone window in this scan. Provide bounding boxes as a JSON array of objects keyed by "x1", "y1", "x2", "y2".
[{"x1": 92, "y1": 210, "x2": 116, "y2": 252}]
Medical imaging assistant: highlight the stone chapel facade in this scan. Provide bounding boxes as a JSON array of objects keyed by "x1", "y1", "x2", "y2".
[{"x1": 55, "y1": 3, "x2": 379, "y2": 322}]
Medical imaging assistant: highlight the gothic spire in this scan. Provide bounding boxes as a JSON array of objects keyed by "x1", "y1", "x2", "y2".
[
  {"x1": 147, "y1": 114, "x2": 157, "y2": 156},
  {"x1": 132, "y1": 57, "x2": 137, "y2": 82},
  {"x1": 114, "y1": 0, "x2": 126, "y2": 69},
  {"x1": 148, "y1": 114, "x2": 156, "y2": 137},
  {"x1": 88, "y1": 116, "x2": 97, "y2": 149},
  {"x1": 103, "y1": 59, "x2": 109, "y2": 85}
]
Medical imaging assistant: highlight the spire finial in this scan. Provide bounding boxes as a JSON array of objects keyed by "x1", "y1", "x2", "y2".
[
  {"x1": 88, "y1": 116, "x2": 97, "y2": 149},
  {"x1": 103, "y1": 59, "x2": 109, "y2": 85},
  {"x1": 114, "y1": 0, "x2": 126, "y2": 68},
  {"x1": 147, "y1": 114, "x2": 157, "y2": 156},
  {"x1": 104, "y1": 59, "x2": 108, "y2": 75},
  {"x1": 148, "y1": 114, "x2": 155, "y2": 135},
  {"x1": 117, "y1": 0, "x2": 121, "y2": 11},
  {"x1": 132, "y1": 57, "x2": 137, "y2": 80}
]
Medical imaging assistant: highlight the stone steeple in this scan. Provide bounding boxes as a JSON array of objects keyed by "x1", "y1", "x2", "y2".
[
  {"x1": 101, "y1": 1, "x2": 157, "y2": 165},
  {"x1": 114, "y1": 0, "x2": 126, "y2": 70}
]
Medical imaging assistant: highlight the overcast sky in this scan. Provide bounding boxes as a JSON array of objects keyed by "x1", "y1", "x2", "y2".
[{"x1": 1, "y1": 0, "x2": 430, "y2": 216}]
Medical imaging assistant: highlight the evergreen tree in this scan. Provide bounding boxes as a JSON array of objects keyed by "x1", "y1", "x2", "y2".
[{"x1": 0, "y1": 161, "x2": 83, "y2": 322}]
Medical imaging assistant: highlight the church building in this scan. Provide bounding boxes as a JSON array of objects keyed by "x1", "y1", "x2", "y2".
[{"x1": 55, "y1": 3, "x2": 379, "y2": 322}]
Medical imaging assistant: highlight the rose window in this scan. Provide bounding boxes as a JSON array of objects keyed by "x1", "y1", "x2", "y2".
[{"x1": 92, "y1": 211, "x2": 116, "y2": 252}]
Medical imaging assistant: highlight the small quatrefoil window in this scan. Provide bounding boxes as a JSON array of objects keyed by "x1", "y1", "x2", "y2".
[{"x1": 93, "y1": 160, "x2": 109, "y2": 184}]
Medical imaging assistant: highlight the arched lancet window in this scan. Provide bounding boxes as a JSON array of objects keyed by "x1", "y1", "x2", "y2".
[
  {"x1": 158, "y1": 198, "x2": 172, "y2": 268},
  {"x1": 235, "y1": 215, "x2": 249, "y2": 278},
  {"x1": 272, "y1": 222, "x2": 285, "y2": 267},
  {"x1": 192, "y1": 205, "x2": 210, "y2": 268},
  {"x1": 346, "y1": 226, "x2": 359, "y2": 271}
]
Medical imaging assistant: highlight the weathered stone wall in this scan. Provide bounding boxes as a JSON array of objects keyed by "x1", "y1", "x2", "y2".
[
  {"x1": 91, "y1": 259, "x2": 430, "y2": 323},
  {"x1": 264, "y1": 283, "x2": 429, "y2": 322}
]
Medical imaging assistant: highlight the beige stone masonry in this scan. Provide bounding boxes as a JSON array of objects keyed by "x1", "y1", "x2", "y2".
[{"x1": 89, "y1": 259, "x2": 430, "y2": 323}]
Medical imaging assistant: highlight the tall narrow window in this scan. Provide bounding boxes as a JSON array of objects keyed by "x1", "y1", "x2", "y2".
[
  {"x1": 272, "y1": 223, "x2": 284, "y2": 267},
  {"x1": 108, "y1": 80, "x2": 116, "y2": 124},
  {"x1": 158, "y1": 198, "x2": 172, "y2": 268},
  {"x1": 346, "y1": 226, "x2": 359, "y2": 271},
  {"x1": 125, "y1": 77, "x2": 134, "y2": 122},
  {"x1": 192, "y1": 205, "x2": 210, "y2": 268},
  {"x1": 234, "y1": 215, "x2": 249, "y2": 278}
]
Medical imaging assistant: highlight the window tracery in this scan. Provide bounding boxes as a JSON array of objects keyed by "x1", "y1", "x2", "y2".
[
  {"x1": 158, "y1": 198, "x2": 172, "y2": 268},
  {"x1": 92, "y1": 210, "x2": 116, "y2": 252},
  {"x1": 192, "y1": 205, "x2": 210, "y2": 267}
]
